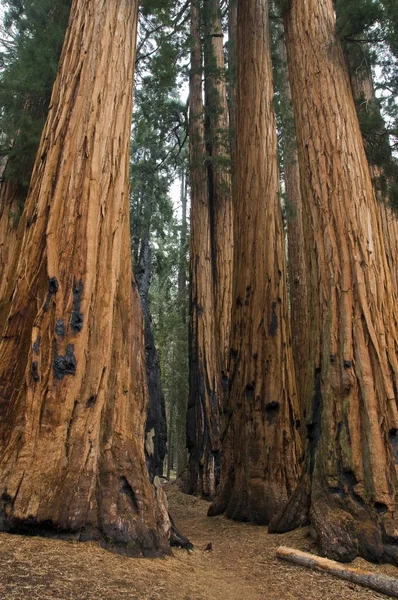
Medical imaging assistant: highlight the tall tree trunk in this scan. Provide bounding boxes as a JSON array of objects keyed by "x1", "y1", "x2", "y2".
[
  {"x1": 187, "y1": 0, "x2": 221, "y2": 499},
  {"x1": 0, "y1": 0, "x2": 170, "y2": 556},
  {"x1": 277, "y1": 33, "x2": 309, "y2": 431},
  {"x1": 270, "y1": 0, "x2": 398, "y2": 565},
  {"x1": 0, "y1": 167, "x2": 25, "y2": 335},
  {"x1": 344, "y1": 48, "x2": 398, "y2": 298},
  {"x1": 176, "y1": 170, "x2": 188, "y2": 477},
  {"x1": 204, "y1": 0, "x2": 233, "y2": 394},
  {"x1": 136, "y1": 238, "x2": 167, "y2": 481},
  {"x1": 209, "y1": 0, "x2": 302, "y2": 524}
]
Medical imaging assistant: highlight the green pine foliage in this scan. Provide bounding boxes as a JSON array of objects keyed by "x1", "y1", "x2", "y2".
[
  {"x1": 130, "y1": 0, "x2": 190, "y2": 476},
  {"x1": 0, "y1": 0, "x2": 71, "y2": 187}
]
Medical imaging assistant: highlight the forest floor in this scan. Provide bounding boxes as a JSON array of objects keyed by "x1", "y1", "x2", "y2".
[{"x1": 0, "y1": 481, "x2": 397, "y2": 599}]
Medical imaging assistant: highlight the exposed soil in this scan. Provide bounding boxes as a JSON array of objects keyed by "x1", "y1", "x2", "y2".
[{"x1": 0, "y1": 481, "x2": 397, "y2": 599}]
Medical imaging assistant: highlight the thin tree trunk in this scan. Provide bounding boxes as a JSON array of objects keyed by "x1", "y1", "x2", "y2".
[
  {"x1": 209, "y1": 0, "x2": 302, "y2": 524},
  {"x1": 136, "y1": 237, "x2": 167, "y2": 481},
  {"x1": 176, "y1": 170, "x2": 188, "y2": 477},
  {"x1": 277, "y1": 33, "x2": 309, "y2": 430},
  {"x1": 0, "y1": 0, "x2": 170, "y2": 555},
  {"x1": 187, "y1": 0, "x2": 220, "y2": 499},
  {"x1": 270, "y1": 0, "x2": 398, "y2": 564}
]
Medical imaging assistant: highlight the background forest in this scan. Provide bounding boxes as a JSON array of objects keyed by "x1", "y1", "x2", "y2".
[{"x1": 1, "y1": 0, "x2": 398, "y2": 594}]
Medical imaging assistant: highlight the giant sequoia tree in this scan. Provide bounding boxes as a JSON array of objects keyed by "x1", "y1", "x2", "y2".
[
  {"x1": 270, "y1": 0, "x2": 398, "y2": 564},
  {"x1": 209, "y1": 0, "x2": 302, "y2": 523},
  {"x1": 0, "y1": 0, "x2": 169, "y2": 555},
  {"x1": 187, "y1": 0, "x2": 221, "y2": 499},
  {"x1": 187, "y1": 0, "x2": 233, "y2": 499}
]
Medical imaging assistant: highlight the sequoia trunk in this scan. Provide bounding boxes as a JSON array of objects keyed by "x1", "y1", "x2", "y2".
[
  {"x1": 344, "y1": 48, "x2": 398, "y2": 298},
  {"x1": 187, "y1": 0, "x2": 221, "y2": 498},
  {"x1": 277, "y1": 33, "x2": 309, "y2": 426},
  {"x1": 209, "y1": 0, "x2": 302, "y2": 523},
  {"x1": 0, "y1": 0, "x2": 169, "y2": 555},
  {"x1": 270, "y1": 0, "x2": 398, "y2": 564},
  {"x1": 204, "y1": 0, "x2": 233, "y2": 392}
]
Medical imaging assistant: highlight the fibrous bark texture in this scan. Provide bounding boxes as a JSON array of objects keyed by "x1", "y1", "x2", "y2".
[
  {"x1": 209, "y1": 0, "x2": 302, "y2": 524},
  {"x1": 0, "y1": 0, "x2": 170, "y2": 556},
  {"x1": 204, "y1": 0, "x2": 233, "y2": 393},
  {"x1": 187, "y1": 0, "x2": 221, "y2": 499},
  {"x1": 136, "y1": 238, "x2": 167, "y2": 481},
  {"x1": 344, "y1": 50, "x2": 398, "y2": 298},
  {"x1": 0, "y1": 166, "x2": 25, "y2": 336},
  {"x1": 277, "y1": 33, "x2": 309, "y2": 429},
  {"x1": 270, "y1": 0, "x2": 398, "y2": 564}
]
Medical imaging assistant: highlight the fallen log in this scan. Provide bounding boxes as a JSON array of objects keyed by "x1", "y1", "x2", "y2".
[{"x1": 276, "y1": 546, "x2": 398, "y2": 598}]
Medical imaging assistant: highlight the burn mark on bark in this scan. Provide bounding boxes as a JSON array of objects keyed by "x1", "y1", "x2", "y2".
[
  {"x1": 265, "y1": 401, "x2": 280, "y2": 423},
  {"x1": 342, "y1": 469, "x2": 365, "y2": 506},
  {"x1": 389, "y1": 428, "x2": 398, "y2": 464},
  {"x1": 32, "y1": 336, "x2": 41, "y2": 355},
  {"x1": 44, "y1": 277, "x2": 59, "y2": 312},
  {"x1": 55, "y1": 319, "x2": 66, "y2": 339},
  {"x1": 71, "y1": 279, "x2": 84, "y2": 333},
  {"x1": 53, "y1": 342, "x2": 77, "y2": 380},
  {"x1": 374, "y1": 502, "x2": 388, "y2": 514},
  {"x1": 246, "y1": 382, "x2": 255, "y2": 399},
  {"x1": 25, "y1": 214, "x2": 37, "y2": 229},
  {"x1": 31, "y1": 361, "x2": 40, "y2": 382},
  {"x1": 120, "y1": 477, "x2": 139, "y2": 513},
  {"x1": 269, "y1": 302, "x2": 278, "y2": 337},
  {"x1": 86, "y1": 395, "x2": 97, "y2": 408},
  {"x1": 236, "y1": 296, "x2": 243, "y2": 307}
]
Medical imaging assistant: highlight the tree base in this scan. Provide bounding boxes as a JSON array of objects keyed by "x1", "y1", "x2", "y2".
[{"x1": 269, "y1": 478, "x2": 398, "y2": 564}]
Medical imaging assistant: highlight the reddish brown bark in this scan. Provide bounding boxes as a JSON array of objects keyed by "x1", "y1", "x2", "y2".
[
  {"x1": 270, "y1": 0, "x2": 398, "y2": 564},
  {"x1": 209, "y1": 0, "x2": 302, "y2": 524},
  {"x1": 0, "y1": 168, "x2": 25, "y2": 335},
  {"x1": 187, "y1": 0, "x2": 221, "y2": 499},
  {"x1": 0, "y1": 0, "x2": 170, "y2": 555},
  {"x1": 277, "y1": 33, "x2": 309, "y2": 429}
]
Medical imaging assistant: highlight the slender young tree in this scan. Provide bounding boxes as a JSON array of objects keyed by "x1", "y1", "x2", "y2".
[
  {"x1": 187, "y1": 0, "x2": 221, "y2": 498},
  {"x1": 209, "y1": 0, "x2": 302, "y2": 523},
  {"x1": 270, "y1": 0, "x2": 398, "y2": 564},
  {"x1": 0, "y1": 0, "x2": 170, "y2": 555}
]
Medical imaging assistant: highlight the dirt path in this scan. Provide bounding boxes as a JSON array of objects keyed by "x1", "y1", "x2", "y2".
[{"x1": 0, "y1": 483, "x2": 397, "y2": 599}]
